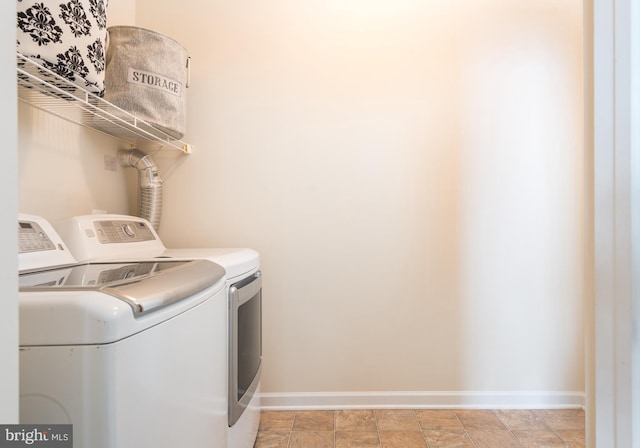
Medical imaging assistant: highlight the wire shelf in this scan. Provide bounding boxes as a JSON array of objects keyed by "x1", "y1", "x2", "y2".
[{"x1": 16, "y1": 52, "x2": 192, "y2": 154}]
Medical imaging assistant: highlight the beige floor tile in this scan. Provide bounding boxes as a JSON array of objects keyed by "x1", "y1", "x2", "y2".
[
  {"x1": 253, "y1": 431, "x2": 290, "y2": 448},
  {"x1": 335, "y1": 431, "x2": 380, "y2": 448},
  {"x1": 336, "y1": 410, "x2": 377, "y2": 431},
  {"x1": 294, "y1": 410, "x2": 335, "y2": 431},
  {"x1": 289, "y1": 431, "x2": 334, "y2": 448},
  {"x1": 494, "y1": 409, "x2": 550, "y2": 430},
  {"x1": 379, "y1": 431, "x2": 426, "y2": 448},
  {"x1": 415, "y1": 409, "x2": 464, "y2": 430},
  {"x1": 375, "y1": 410, "x2": 420, "y2": 431},
  {"x1": 422, "y1": 429, "x2": 475, "y2": 448},
  {"x1": 555, "y1": 429, "x2": 586, "y2": 448},
  {"x1": 512, "y1": 429, "x2": 566, "y2": 447},
  {"x1": 534, "y1": 409, "x2": 585, "y2": 431},
  {"x1": 259, "y1": 411, "x2": 295, "y2": 431},
  {"x1": 466, "y1": 429, "x2": 521, "y2": 448},
  {"x1": 455, "y1": 410, "x2": 507, "y2": 430}
]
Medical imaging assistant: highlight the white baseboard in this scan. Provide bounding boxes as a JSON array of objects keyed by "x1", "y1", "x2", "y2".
[{"x1": 259, "y1": 391, "x2": 585, "y2": 411}]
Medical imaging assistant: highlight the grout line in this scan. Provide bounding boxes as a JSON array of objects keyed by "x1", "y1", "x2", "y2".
[
  {"x1": 285, "y1": 410, "x2": 294, "y2": 448},
  {"x1": 489, "y1": 409, "x2": 522, "y2": 448},
  {"x1": 374, "y1": 409, "x2": 380, "y2": 447},
  {"x1": 333, "y1": 411, "x2": 338, "y2": 448},
  {"x1": 455, "y1": 410, "x2": 480, "y2": 448}
]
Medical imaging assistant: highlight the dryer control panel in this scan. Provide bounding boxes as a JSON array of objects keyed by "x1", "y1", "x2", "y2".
[
  {"x1": 55, "y1": 214, "x2": 166, "y2": 262},
  {"x1": 92, "y1": 219, "x2": 157, "y2": 244}
]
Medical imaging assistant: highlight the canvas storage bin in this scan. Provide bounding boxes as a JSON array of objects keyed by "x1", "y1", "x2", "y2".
[
  {"x1": 17, "y1": 0, "x2": 108, "y2": 96},
  {"x1": 104, "y1": 26, "x2": 190, "y2": 140}
]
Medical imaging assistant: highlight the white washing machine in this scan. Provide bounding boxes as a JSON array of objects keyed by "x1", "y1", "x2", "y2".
[
  {"x1": 18, "y1": 214, "x2": 229, "y2": 448},
  {"x1": 55, "y1": 214, "x2": 262, "y2": 448}
]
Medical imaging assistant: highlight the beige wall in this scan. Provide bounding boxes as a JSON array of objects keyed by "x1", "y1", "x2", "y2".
[{"x1": 133, "y1": 0, "x2": 584, "y2": 402}]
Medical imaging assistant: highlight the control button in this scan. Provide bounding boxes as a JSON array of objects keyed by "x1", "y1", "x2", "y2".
[{"x1": 122, "y1": 224, "x2": 136, "y2": 238}]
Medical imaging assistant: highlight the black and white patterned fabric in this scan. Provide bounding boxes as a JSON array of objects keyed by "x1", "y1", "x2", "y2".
[{"x1": 17, "y1": 0, "x2": 109, "y2": 96}]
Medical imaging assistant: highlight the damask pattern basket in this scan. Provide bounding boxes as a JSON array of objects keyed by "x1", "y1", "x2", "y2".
[{"x1": 17, "y1": 0, "x2": 108, "y2": 96}]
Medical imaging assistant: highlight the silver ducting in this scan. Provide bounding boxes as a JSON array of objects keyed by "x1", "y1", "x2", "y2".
[{"x1": 118, "y1": 149, "x2": 163, "y2": 231}]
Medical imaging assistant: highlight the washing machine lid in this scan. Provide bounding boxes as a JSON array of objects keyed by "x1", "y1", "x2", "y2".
[{"x1": 20, "y1": 259, "x2": 225, "y2": 315}]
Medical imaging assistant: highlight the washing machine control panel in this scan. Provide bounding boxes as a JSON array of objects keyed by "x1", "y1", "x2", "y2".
[
  {"x1": 18, "y1": 214, "x2": 78, "y2": 272},
  {"x1": 18, "y1": 220, "x2": 56, "y2": 253}
]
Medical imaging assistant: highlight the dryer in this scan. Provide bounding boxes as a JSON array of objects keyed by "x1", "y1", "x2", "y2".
[
  {"x1": 55, "y1": 214, "x2": 262, "y2": 448},
  {"x1": 162, "y1": 248, "x2": 262, "y2": 448},
  {"x1": 18, "y1": 214, "x2": 229, "y2": 448}
]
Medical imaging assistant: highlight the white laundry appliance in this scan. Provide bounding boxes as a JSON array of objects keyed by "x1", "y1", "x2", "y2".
[
  {"x1": 54, "y1": 214, "x2": 262, "y2": 448},
  {"x1": 18, "y1": 213, "x2": 229, "y2": 448}
]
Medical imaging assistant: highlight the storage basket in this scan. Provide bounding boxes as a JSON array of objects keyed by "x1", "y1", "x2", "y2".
[
  {"x1": 104, "y1": 26, "x2": 190, "y2": 140},
  {"x1": 17, "y1": 0, "x2": 108, "y2": 96}
]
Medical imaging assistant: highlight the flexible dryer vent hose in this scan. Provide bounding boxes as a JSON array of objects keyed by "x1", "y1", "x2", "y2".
[{"x1": 117, "y1": 149, "x2": 163, "y2": 231}]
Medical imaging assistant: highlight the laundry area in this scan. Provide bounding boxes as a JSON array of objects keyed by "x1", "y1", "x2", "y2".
[
  {"x1": 8, "y1": 0, "x2": 639, "y2": 447},
  {"x1": 16, "y1": 1, "x2": 264, "y2": 447}
]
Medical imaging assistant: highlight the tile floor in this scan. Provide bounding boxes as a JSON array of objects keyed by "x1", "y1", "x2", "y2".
[{"x1": 254, "y1": 408, "x2": 585, "y2": 448}]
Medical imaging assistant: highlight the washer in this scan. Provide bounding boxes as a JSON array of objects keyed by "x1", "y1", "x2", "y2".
[
  {"x1": 18, "y1": 214, "x2": 229, "y2": 448},
  {"x1": 55, "y1": 214, "x2": 262, "y2": 448}
]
